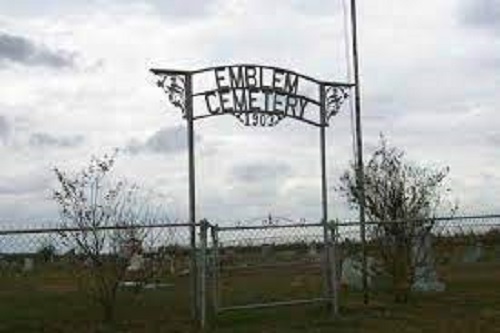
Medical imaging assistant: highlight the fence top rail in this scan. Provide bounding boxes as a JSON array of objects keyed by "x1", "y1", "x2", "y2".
[
  {"x1": 0, "y1": 222, "x2": 194, "y2": 236},
  {"x1": 335, "y1": 214, "x2": 500, "y2": 227},
  {"x1": 218, "y1": 222, "x2": 324, "y2": 232}
]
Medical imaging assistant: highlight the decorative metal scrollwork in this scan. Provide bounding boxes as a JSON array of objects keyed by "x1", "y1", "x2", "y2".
[
  {"x1": 324, "y1": 85, "x2": 350, "y2": 122},
  {"x1": 156, "y1": 74, "x2": 187, "y2": 117}
]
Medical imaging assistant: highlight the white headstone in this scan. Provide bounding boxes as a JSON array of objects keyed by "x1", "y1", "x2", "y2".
[
  {"x1": 308, "y1": 244, "x2": 318, "y2": 257},
  {"x1": 127, "y1": 253, "x2": 145, "y2": 272},
  {"x1": 341, "y1": 256, "x2": 376, "y2": 290},
  {"x1": 412, "y1": 233, "x2": 445, "y2": 292},
  {"x1": 168, "y1": 254, "x2": 176, "y2": 275},
  {"x1": 462, "y1": 243, "x2": 483, "y2": 263},
  {"x1": 23, "y1": 258, "x2": 34, "y2": 272}
]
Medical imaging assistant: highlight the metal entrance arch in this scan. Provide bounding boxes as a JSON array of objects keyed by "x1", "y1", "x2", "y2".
[{"x1": 150, "y1": 64, "x2": 353, "y2": 325}]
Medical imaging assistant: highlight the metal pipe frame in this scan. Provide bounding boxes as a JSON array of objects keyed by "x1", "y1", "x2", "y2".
[
  {"x1": 151, "y1": 64, "x2": 350, "y2": 324},
  {"x1": 217, "y1": 297, "x2": 333, "y2": 312}
]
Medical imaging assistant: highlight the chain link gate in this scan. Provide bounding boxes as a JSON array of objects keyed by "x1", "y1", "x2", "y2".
[{"x1": 198, "y1": 219, "x2": 339, "y2": 322}]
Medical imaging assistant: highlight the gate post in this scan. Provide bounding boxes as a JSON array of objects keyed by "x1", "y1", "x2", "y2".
[
  {"x1": 211, "y1": 224, "x2": 220, "y2": 314},
  {"x1": 319, "y1": 84, "x2": 335, "y2": 314},
  {"x1": 329, "y1": 221, "x2": 339, "y2": 315},
  {"x1": 199, "y1": 219, "x2": 209, "y2": 328}
]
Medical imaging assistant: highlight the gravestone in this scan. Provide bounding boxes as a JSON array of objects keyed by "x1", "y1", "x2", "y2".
[
  {"x1": 261, "y1": 244, "x2": 273, "y2": 258},
  {"x1": 308, "y1": 244, "x2": 318, "y2": 257},
  {"x1": 127, "y1": 253, "x2": 145, "y2": 272},
  {"x1": 341, "y1": 256, "x2": 377, "y2": 290},
  {"x1": 167, "y1": 254, "x2": 176, "y2": 275},
  {"x1": 462, "y1": 243, "x2": 483, "y2": 263},
  {"x1": 412, "y1": 233, "x2": 446, "y2": 292},
  {"x1": 22, "y1": 258, "x2": 34, "y2": 272}
]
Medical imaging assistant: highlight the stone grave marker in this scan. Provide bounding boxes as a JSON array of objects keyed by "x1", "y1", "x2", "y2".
[
  {"x1": 167, "y1": 254, "x2": 176, "y2": 275},
  {"x1": 412, "y1": 233, "x2": 446, "y2": 292},
  {"x1": 127, "y1": 253, "x2": 145, "y2": 272},
  {"x1": 341, "y1": 256, "x2": 377, "y2": 290},
  {"x1": 261, "y1": 244, "x2": 273, "y2": 259},
  {"x1": 308, "y1": 243, "x2": 318, "y2": 257},
  {"x1": 462, "y1": 243, "x2": 483, "y2": 263},
  {"x1": 22, "y1": 257, "x2": 34, "y2": 272}
]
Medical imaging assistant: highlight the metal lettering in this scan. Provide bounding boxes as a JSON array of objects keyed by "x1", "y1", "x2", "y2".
[
  {"x1": 259, "y1": 113, "x2": 266, "y2": 126},
  {"x1": 205, "y1": 91, "x2": 220, "y2": 114},
  {"x1": 284, "y1": 74, "x2": 299, "y2": 94},
  {"x1": 263, "y1": 89, "x2": 273, "y2": 111},
  {"x1": 285, "y1": 95, "x2": 299, "y2": 117},
  {"x1": 229, "y1": 66, "x2": 245, "y2": 88},
  {"x1": 272, "y1": 69, "x2": 284, "y2": 92},
  {"x1": 245, "y1": 66, "x2": 258, "y2": 88},
  {"x1": 219, "y1": 89, "x2": 233, "y2": 112},
  {"x1": 251, "y1": 112, "x2": 259, "y2": 126},
  {"x1": 249, "y1": 88, "x2": 260, "y2": 112},
  {"x1": 273, "y1": 92, "x2": 284, "y2": 113},
  {"x1": 215, "y1": 67, "x2": 228, "y2": 90},
  {"x1": 232, "y1": 89, "x2": 247, "y2": 111},
  {"x1": 298, "y1": 98, "x2": 308, "y2": 118}
]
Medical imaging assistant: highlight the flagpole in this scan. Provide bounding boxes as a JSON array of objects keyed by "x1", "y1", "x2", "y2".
[{"x1": 350, "y1": 0, "x2": 369, "y2": 304}]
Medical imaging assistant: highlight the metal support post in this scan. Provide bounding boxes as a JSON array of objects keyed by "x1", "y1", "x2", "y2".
[
  {"x1": 199, "y1": 219, "x2": 208, "y2": 329},
  {"x1": 350, "y1": 0, "x2": 369, "y2": 305},
  {"x1": 185, "y1": 74, "x2": 199, "y2": 318},
  {"x1": 319, "y1": 85, "x2": 336, "y2": 315},
  {"x1": 330, "y1": 222, "x2": 339, "y2": 315},
  {"x1": 211, "y1": 224, "x2": 220, "y2": 313}
]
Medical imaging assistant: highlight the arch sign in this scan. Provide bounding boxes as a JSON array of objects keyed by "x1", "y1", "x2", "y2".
[
  {"x1": 150, "y1": 64, "x2": 353, "y2": 322},
  {"x1": 151, "y1": 64, "x2": 352, "y2": 127}
]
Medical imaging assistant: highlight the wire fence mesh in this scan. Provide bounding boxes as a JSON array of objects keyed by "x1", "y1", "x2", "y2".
[
  {"x1": 0, "y1": 214, "x2": 499, "y2": 328},
  {"x1": 0, "y1": 221, "x2": 195, "y2": 330},
  {"x1": 210, "y1": 222, "x2": 331, "y2": 311},
  {"x1": 335, "y1": 214, "x2": 500, "y2": 299}
]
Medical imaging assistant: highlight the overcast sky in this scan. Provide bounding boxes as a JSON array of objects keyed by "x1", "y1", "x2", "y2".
[{"x1": 0, "y1": 0, "x2": 498, "y2": 226}]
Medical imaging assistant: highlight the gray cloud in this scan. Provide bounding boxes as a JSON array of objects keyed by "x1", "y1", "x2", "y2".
[
  {"x1": 0, "y1": 173, "x2": 50, "y2": 196},
  {"x1": 29, "y1": 133, "x2": 84, "y2": 148},
  {"x1": 126, "y1": 126, "x2": 197, "y2": 154},
  {"x1": 144, "y1": 0, "x2": 214, "y2": 18},
  {"x1": 487, "y1": 132, "x2": 500, "y2": 146},
  {"x1": 0, "y1": 32, "x2": 75, "y2": 68},
  {"x1": 289, "y1": 0, "x2": 340, "y2": 16},
  {"x1": 231, "y1": 161, "x2": 292, "y2": 183},
  {"x1": 0, "y1": 0, "x2": 214, "y2": 19},
  {"x1": 0, "y1": 115, "x2": 9, "y2": 144},
  {"x1": 461, "y1": 0, "x2": 500, "y2": 31}
]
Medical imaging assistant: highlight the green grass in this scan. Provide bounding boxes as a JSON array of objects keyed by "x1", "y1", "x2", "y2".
[{"x1": 0, "y1": 260, "x2": 499, "y2": 332}]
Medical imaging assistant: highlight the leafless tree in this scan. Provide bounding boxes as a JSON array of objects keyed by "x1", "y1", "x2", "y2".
[
  {"x1": 53, "y1": 152, "x2": 167, "y2": 322},
  {"x1": 338, "y1": 136, "x2": 455, "y2": 302}
]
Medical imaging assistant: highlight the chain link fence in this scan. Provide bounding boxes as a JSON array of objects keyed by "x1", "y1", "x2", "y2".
[
  {"x1": 334, "y1": 214, "x2": 500, "y2": 301},
  {"x1": 1, "y1": 214, "x2": 499, "y2": 329},
  {"x1": 0, "y1": 221, "x2": 195, "y2": 330},
  {"x1": 202, "y1": 214, "x2": 500, "y2": 320}
]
